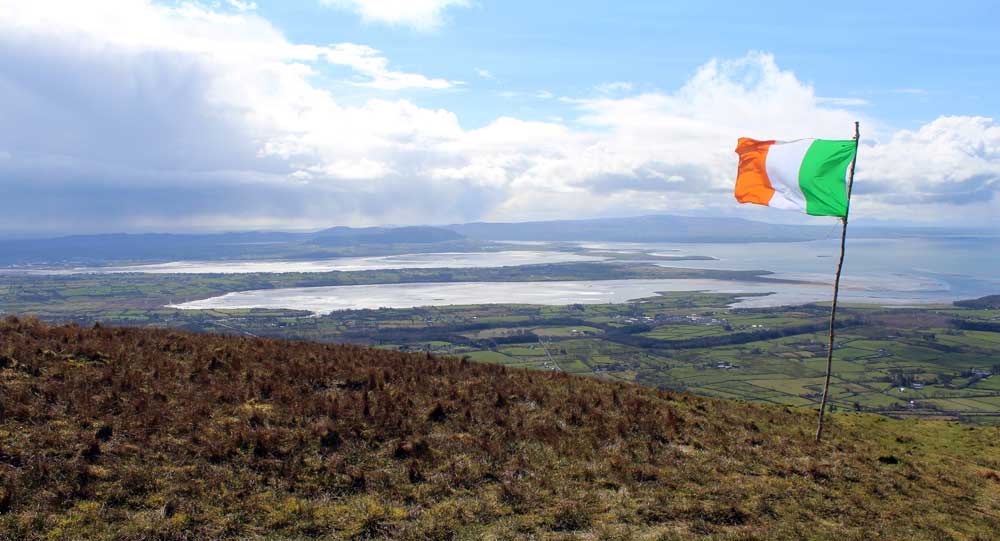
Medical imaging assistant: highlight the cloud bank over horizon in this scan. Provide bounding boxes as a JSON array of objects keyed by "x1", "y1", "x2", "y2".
[{"x1": 0, "y1": 0, "x2": 997, "y2": 235}]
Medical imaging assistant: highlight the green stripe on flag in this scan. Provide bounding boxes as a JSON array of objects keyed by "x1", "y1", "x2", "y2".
[{"x1": 798, "y1": 139, "x2": 856, "y2": 217}]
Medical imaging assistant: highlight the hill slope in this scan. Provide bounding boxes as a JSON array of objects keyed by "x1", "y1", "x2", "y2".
[
  {"x1": 1, "y1": 318, "x2": 997, "y2": 540},
  {"x1": 310, "y1": 226, "x2": 464, "y2": 246}
]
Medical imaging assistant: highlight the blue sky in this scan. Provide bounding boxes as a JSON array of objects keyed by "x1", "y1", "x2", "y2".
[
  {"x1": 0, "y1": 0, "x2": 997, "y2": 234},
  {"x1": 261, "y1": 1, "x2": 998, "y2": 128}
]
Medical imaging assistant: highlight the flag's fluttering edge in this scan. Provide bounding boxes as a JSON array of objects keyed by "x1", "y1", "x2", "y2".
[{"x1": 734, "y1": 138, "x2": 857, "y2": 217}]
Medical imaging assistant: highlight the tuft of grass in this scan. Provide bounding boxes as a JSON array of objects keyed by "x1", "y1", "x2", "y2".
[{"x1": 0, "y1": 316, "x2": 997, "y2": 539}]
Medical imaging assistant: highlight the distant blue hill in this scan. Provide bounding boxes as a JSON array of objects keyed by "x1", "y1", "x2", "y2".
[
  {"x1": 0, "y1": 232, "x2": 308, "y2": 265},
  {"x1": 445, "y1": 215, "x2": 988, "y2": 243},
  {"x1": 311, "y1": 226, "x2": 464, "y2": 246},
  {"x1": 446, "y1": 215, "x2": 830, "y2": 242},
  {"x1": 0, "y1": 215, "x2": 976, "y2": 266}
]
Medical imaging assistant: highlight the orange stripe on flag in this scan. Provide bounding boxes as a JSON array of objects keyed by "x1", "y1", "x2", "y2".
[{"x1": 734, "y1": 138, "x2": 777, "y2": 206}]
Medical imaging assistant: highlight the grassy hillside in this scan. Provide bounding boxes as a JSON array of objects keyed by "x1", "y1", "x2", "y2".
[{"x1": 0, "y1": 317, "x2": 997, "y2": 540}]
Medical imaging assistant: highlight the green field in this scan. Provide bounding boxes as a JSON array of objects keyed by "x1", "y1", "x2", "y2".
[{"x1": 2, "y1": 266, "x2": 998, "y2": 425}]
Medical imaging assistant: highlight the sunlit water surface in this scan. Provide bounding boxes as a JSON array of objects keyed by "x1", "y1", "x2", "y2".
[
  {"x1": 39, "y1": 236, "x2": 1000, "y2": 313},
  {"x1": 23, "y1": 251, "x2": 606, "y2": 274},
  {"x1": 173, "y1": 237, "x2": 999, "y2": 313}
]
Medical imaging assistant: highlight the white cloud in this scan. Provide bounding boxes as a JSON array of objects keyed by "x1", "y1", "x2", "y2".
[
  {"x1": 817, "y1": 96, "x2": 869, "y2": 106},
  {"x1": 308, "y1": 158, "x2": 396, "y2": 180},
  {"x1": 447, "y1": 54, "x2": 998, "y2": 224},
  {"x1": 324, "y1": 43, "x2": 457, "y2": 89},
  {"x1": 474, "y1": 68, "x2": 494, "y2": 79},
  {"x1": 860, "y1": 116, "x2": 1000, "y2": 205},
  {"x1": 321, "y1": 0, "x2": 469, "y2": 30},
  {"x1": 227, "y1": 0, "x2": 257, "y2": 12},
  {"x1": 0, "y1": 3, "x2": 996, "y2": 233},
  {"x1": 495, "y1": 89, "x2": 555, "y2": 101},
  {"x1": 595, "y1": 81, "x2": 634, "y2": 94}
]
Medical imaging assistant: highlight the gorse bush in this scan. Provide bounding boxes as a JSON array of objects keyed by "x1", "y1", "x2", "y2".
[{"x1": 0, "y1": 316, "x2": 997, "y2": 539}]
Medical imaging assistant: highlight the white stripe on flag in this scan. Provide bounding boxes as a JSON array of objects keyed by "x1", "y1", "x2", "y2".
[{"x1": 765, "y1": 139, "x2": 812, "y2": 211}]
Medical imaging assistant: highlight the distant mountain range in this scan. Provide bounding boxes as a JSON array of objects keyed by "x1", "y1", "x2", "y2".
[
  {"x1": 448, "y1": 215, "x2": 831, "y2": 242},
  {"x1": 0, "y1": 214, "x2": 986, "y2": 266},
  {"x1": 449, "y1": 215, "x2": 994, "y2": 243},
  {"x1": 311, "y1": 226, "x2": 464, "y2": 246}
]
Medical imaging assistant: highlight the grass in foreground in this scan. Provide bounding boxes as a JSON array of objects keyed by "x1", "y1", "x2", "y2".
[{"x1": 0, "y1": 317, "x2": 998, "y2": 540}]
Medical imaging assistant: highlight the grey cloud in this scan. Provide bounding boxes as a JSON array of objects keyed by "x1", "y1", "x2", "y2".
[
  {"x1": 0, "y1": 33, "x2": 265, "y2": 174},
  {"x1": 1, "y1": 3, "x2": 997, "y2": 235},
  {"x1": 861, "y1": 174, "x2": 1000, "y2": 206},
  {"x1": 582, "y1": 163, "x2": 726, "y2": 195},
  {"x1": 0, "y1": 24, "x2": 482, "y2": 233},
  {"x1": 0, "y1": 155, "x2": 508, "y2": 234}
]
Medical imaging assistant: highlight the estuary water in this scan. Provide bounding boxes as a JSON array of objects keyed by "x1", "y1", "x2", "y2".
[
  {"x1": 578, "y1": 236, "x2": 1000, "y2": 303},
  {"x1": 31, "y1": 251, "x2": 606, "y2": 274},
  {"x1": 170, "y1": 236, "x2": 1000, "y2": 313}
]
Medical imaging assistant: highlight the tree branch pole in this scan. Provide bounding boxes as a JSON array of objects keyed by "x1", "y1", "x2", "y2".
[{"x1": 816, "y1": 121, "x2": 860, "y2": 443}]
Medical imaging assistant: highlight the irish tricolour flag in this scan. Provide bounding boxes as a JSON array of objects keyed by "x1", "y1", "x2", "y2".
[{"x1": 734, "y1": 138, "x2": 857, "y2": 217}]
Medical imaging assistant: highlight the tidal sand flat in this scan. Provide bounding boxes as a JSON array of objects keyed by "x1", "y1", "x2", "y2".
[{"x1": 169, "y1": 276, "x2": 961, "y2": 314}]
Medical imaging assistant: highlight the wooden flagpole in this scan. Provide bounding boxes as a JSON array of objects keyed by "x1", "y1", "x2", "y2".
[{"x1": 815, "y1": 121, "x2": 860, "y2": 443}]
